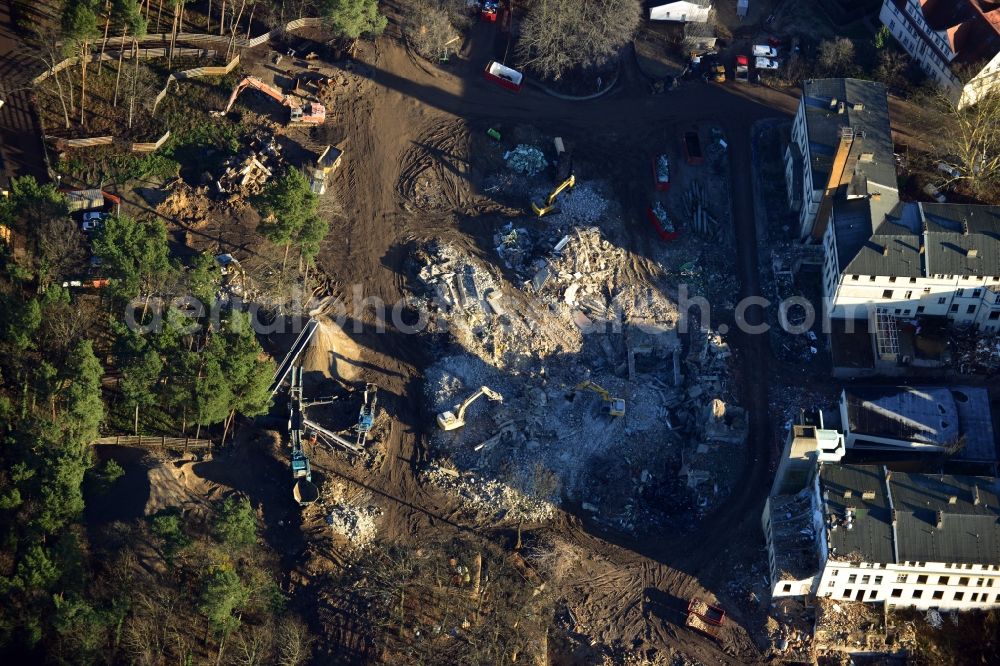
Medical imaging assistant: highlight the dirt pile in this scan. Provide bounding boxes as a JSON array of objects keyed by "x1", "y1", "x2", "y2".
[{"x1": 300, "y1": 316, "x2": 363, "y2": 382}]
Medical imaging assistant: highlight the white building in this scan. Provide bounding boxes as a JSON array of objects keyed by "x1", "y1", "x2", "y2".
[
  {"x1": 784, "y1": 79, "x2": 899, "y2": 241},
  {"x1": 764, "y1": 461, "x2": 1000, "y2": 611},
  {"x1": 649, "y1": 0, "x2": 712, "y2": 23},
  {"x1": 879, "y1": 0, "x2": 1000, "y2": 109}
]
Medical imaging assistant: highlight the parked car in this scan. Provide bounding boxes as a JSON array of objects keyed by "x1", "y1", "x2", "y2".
[
  {"x1": 923, "y1": 183, "x2": 947, "y2": 203},
  {"x1": 755, "y1": 57, "x2": 780, "y2": 70},
  {"x1": 81, "y1": 211, "x2": 106, "y2": 231},
  {"x1": 752, "y1": 44, "x2": 778, "y2": 58}
]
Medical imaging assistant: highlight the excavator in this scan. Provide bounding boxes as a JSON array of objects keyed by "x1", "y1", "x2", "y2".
[
  {"x1": 531, "y1": 174, "x2": 575, "y2": 217},
  {"x1": 356, "y1": 383, "x2": 378, "y2": 447},
  {"x1": 437, "y1": 386, "x2": 503, "y2": 431},
  {"x1": 567, "y1": 380, "x2": 625, "y2": 417},
  {"x1": 214, "y1": 75, "x2": 325, "y2": 125}
]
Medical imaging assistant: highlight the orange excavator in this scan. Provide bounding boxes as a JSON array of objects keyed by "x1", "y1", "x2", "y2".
[{"x1": 214, "y1": 76, "x2": 325, "y2": 125}]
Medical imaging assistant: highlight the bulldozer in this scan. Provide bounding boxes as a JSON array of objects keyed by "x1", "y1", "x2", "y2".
[
  {"x1": 437, "y1": 386, "x2": 503, "y2": 431},
  {"x1": 567, "y1": 380, "x2": 625, "y2": 417},
  {"x1": 531, "y1": 174, "x2": 575, "y2": 217}
]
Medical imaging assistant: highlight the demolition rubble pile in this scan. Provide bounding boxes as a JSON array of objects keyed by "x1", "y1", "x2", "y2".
[
  {"x1": 214, "y1": 131, "x2": 284, "y2": 196},
  {"x1": 504, "y1": 144, "x2": 548, "y2": 176},
  {"x1": 326, "y1": 502, "x2": 382, "y2": 548},
  {"x1": 413, "y1": 233, "x2": 748, "y2": 532},
  {"x1": 951, "y1": 325, "x2": 1000, "y2": 374}
]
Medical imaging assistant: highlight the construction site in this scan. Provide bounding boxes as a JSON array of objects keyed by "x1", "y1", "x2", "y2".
[{"x1": 12, "y1": 1, "x2": 1000, "y2": 664}]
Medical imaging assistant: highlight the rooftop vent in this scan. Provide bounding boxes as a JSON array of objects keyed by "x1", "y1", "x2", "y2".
[
  {"x1": 862, "y1": 490, "x2": 876, "y2": 500},
  {"x1": 882, "y1": 246, "x2": 890, "y2": 257},
  {"x1": 838, "y1": 102, "x2": 846, "y2": 115},
  {"x1": 968, "y1": 248, "x2": 978, "y2": 258},
  {"x1": 974, "y1": 486, "x2": 981, "y2": 506},
  {"x1": 936, "y1": 511, "x2": 944, "y2": 529},
  {"x1": 853, "y1": 102, "x2": 865, "y2": 111},
  {"x1": 860, "y1": 152, "x2": 875, "y2": 163},
  {"x1": 830, "y1": 97, "x2": 839, "y2": 110},
  {"x1": 844, "y1": 490, "x2": 853, "y2": 499},
  {"x1": 963, "y1": 219, "x2": 970, "y2": 235},
  {"x1": 949, "y1": 495, "x2": 958, "y2": 504}
]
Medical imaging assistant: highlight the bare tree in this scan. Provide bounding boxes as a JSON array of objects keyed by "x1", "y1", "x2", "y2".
[
  {"x1": 38, "y1": 216, "x2": 87, "y2": 287},
  {"x1": 274, "y1": 617, "x2": 313, "y2": 666},
  {"x1": 516, "y1": 0, "x2": 641, "y2": 81},
  {"x1": 404, "y1": 1, "x2": 457, "y2": 61},
  {"x1": 818, "y1": 37, "x2": 856, "y2": 77},
  {"x1": 924, "y1": 90, "x2": 1000, "y2": 197}
]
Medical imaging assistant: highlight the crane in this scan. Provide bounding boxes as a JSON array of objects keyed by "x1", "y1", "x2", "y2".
[
  {"x1": 531, "y1": 174, "x2": 575, "y2": 217},
  {"x1": 437, "y1": 386, "x2": 503, "y2": 431},
  {"x1": 214, "y1": 76, "x2": 325, "y2": 124},
  {"x1": 568, "y1": 380, "x2": 625, "y2": 417}
]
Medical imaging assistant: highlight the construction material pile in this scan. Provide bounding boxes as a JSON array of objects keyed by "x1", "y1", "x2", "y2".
[
  {"x1": 326, "y1": 503, "x2": 382, "y2": 549},
  {"x1": 504, "y1": 144, "x2": 547, "y2": 176},
  {"x1": 951, "y1": 326, "x2": 1000, "y2": 374},
  {"x1": 214, "y1": 131, "x2": 284, "y2": 196},
  {"x1": 413, "y1": 234, "x2": 747, "y2": 533}
]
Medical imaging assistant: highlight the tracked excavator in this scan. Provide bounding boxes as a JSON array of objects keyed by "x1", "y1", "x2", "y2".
[
  {"x1": 531, "y1": 174, "x2": 575, "y2": 217},
  {"x1": 356, "y1": 383, "x2": 378, "y2": 447},
  {"x1": 567, "y1": 380, "x2": 625, "y2": 417},
  {"x1": 214, "y1": 76, "x2": 325, "y2": 124},
  {"x1": 437, "y1": 386, "x2": 503, "y2": 431}
]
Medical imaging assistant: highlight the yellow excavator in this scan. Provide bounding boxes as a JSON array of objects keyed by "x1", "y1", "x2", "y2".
[
  {"x1": 437, "y1": 386, "x2": 504, "y2": 431},
  {"x1": 568, "y1": 380, "x2": 625, "y2": 417},
  {"x1": 531, "y1": 174, "x2": 575, "y2": 217}
]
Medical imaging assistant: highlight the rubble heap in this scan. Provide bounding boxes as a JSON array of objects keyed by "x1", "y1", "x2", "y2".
[{"x1": 214, "y1": 131, "x2": 284, "y2": 196}]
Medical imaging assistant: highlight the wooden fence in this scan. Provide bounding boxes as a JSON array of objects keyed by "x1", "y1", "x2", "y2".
[
  {"x1": 130, "y1": 130, "x2": 171, "y2": 152},
  {"x1": 92, "y1": 435, "x2": 213, "y2": 451}
]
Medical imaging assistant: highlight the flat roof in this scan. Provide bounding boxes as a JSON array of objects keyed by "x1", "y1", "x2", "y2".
[{"x1": 822, "y1": 463, "x2": 1000, "y2": 564}]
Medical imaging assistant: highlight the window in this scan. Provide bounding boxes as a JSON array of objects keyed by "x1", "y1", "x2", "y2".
[
  {"x1": 914, "y1": 590, "x2": 925, "y2": 599},
  {"x1": 831, "y1": 569, "x2": 839, "y2": 576},
  {"x1": 883, "y1": 290, "x2": 893, "y2": 299},
  {"x1": 782, "y1": 583, "x2": 792, "y2": 592},
  {"x1": 967, "y1": 305, "x2": 976, "y2": 314},
  {"x1": 960, "y1": 577, "x2": 970, "y2": 585},
  {"x1": 909, "y1": 277, "x2": 917, "y2": 283},
  {"x1": 889, "y1": 277, "x2": 897, "y2": 283},
  {"x1": 875, "y1": 576, "x2": 883, "y2": 585},
  {"x1": 951, "y1": 304, "x2": 959, "y2": 312},
  {"x1": 940, "y1": 576, "x2": 950, "y2": 585},
  {"x1": 917, "y1": 306, "x2": 925, "y2": 313},
  {"x1": 939, "y1": 297, "x2": 947, "y2": 304},
  {"x1": 844, "y1": 588, "x2": 853, "y2": 598},
  {"x1": 862, "y1": 575, "x2": 871, "y2": 584},
  {"x1": 848, "y1": 574, "x2": 857, "y2": 583},
  {"x1": 828, "y1": 580, "x2": 835, "y2": 587},
  {"x1": 924, "y1": 287, "x2": 932, "y2": 293},
  {"x1": 869, "y1": 276, "x2": 876, "y2": 282},
  {"x1": 958, "y1": 288, "x2": 965, "y2": 297},
  {"x1": 932, "y1": 590, "x2": 943, "y2": 600},
  {"x1": 896, "y1": 574, "x2": 908, "y2": 583},
  {"x1": 891, "y1": 588, "x2": 903, "y2": 598},
  {"x1": 990, "y1": 311, "x2": 999, "y2": 320},
  {"x1": 869, "y1": 589, "x2": 878, "y2": 599},
  {"x1": 918, "y1": 575, "x2": 928, "y2": 584},
  {"x1": 989, "y1": 579, "x2": 995, "y2": 587},
  {"x1": 978, "y1": 578, "x2": 985, "y2": 587},
  {"x1": 905, "y1": 291, "x2": 913, "y2": 299},
  {"x1": 974, "y1": 289, "x2": 982, "y2": 298},
  {"x1": 955, "y1": 592, "x2": 965, "y2": 601},
  {"x1": 971, "y1": 593, "x2": 979, "y2": 602}
]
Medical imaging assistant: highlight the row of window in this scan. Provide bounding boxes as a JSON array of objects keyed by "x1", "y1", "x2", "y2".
[
  {"x1": 832, "y1": 562, "x2": 1000, "y2": 573},
  {"x1": 838, "y1": 587, "x2": 1000, "y2": 603},
  {"x1": 849, "y1": 275, "x2": 1000, "y2": 283}
]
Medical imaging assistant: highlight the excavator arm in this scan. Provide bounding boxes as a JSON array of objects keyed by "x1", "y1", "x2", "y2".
[
  {"x1": 532, "y1": 175, "x2": 576, "y2": 217},
  {"x1": 437, "y1": 385, "x2": 503, "y2": 430}
]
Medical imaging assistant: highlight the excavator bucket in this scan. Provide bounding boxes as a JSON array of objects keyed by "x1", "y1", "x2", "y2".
[{"x1": 293, "y1": 478, "x2": 319, "y2": 505}]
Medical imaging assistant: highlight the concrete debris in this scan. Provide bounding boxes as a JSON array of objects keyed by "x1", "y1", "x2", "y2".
[
  {"x1": 326, "y1": 502, "x2": 382, "y2": 548},
  {"x1": 414, "y1": 231, "x2": 746, "y2": 533},
  {"x1": 925, "y1": 608, "x2": 943, "y2": 629},
  {"x1": 504, "y1": 144, "x2": 547, "y2": 176}
]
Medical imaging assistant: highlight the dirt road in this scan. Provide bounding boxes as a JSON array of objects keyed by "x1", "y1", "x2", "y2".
[{"x1": 306, "y1": 18, "x2": 790, "y2": 662}]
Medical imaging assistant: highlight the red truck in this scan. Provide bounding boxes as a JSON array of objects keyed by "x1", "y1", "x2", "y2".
[{"x1": 483, "y1": 61, "x2": 523, "y2": 92}]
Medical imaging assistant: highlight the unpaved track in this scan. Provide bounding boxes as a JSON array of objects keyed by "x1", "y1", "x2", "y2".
[{"x1": 313, "y1": 26, "x2": 782, "y2": 660}]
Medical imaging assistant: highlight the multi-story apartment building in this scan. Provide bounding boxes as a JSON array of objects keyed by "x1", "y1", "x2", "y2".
[
  {"x1": 764, "y1": 461, "x2": 1000, "y2": 610},
  {"x1": 879, "y1": 0, "x2": 1000, "y2": 108}
]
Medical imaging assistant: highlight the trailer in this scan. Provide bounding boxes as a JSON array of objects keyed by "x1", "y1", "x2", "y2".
[
  {"x1": 483, "y1": 61, "x2": 523, "y2": 92},
  {"x1": 685, "y1": 598, "x2": 726, "y2": 638},
  {"x1": 647, "y1": 201, "x2": 679, "y2": 241},
  {"x1": 685, "y1": 611, "x2": 721, "y2": 639},
  {"x1": 682, "y1": 131, "x2": 704, "y2": 165}
]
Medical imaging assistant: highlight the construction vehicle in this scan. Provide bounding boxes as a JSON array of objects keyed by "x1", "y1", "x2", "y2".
[
  {"x1": 356, "y1": 383, "x2": 378, "y2": 447},
  {"x1": 215, "y1": 76, "x2": 325, "y2": 125},
  {"x1": 531, "y1": 174, "x2": 575, "y2": 217},
  {"x1": 568, "y1": 381, "x2": 625, "y2": 417},
  {"x1": 288, "y1": 367, "x2": 319, "y2": 505},
  {"x1": 685, "y1": 598, "x2": 725, "y2": 640},
  {"x1": 437, "y1": 386, "x2": 503, "y2": 431}
]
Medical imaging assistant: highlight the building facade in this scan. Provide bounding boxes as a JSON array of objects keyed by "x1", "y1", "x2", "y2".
[
  {"x1": 649, "y1": 0, "x2": 712, "y2": 23},
  {"x1": 879, "y1": 0, "x2": 1000, "y2": 108}
]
